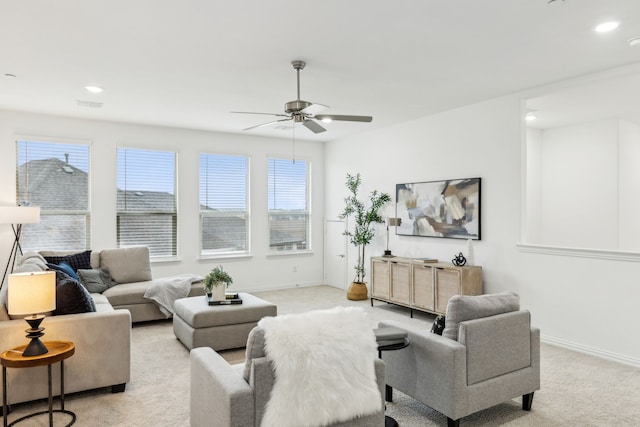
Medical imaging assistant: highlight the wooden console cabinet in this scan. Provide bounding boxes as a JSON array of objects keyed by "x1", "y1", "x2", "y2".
[{"x1": 370, "y1": 256, "x2": 482, "y2": 316}]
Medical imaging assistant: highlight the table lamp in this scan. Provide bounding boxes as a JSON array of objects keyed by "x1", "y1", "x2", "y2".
[
  {"x1": 383, "y1": 217, "x2": 402, "y2": 257},
  {"x1": 7, "y1": 271, "x2": 57, "y2": 356}
]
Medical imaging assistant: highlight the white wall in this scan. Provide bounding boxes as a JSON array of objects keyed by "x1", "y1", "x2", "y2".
[
  {"x1": 325, "y1": 96, "x2": 640, "y2": 365},
  {"x1": 619, "y1": 120, "x2": 640, "y2": 251},
  {"x1": 0, "y1": 110, "x2": 325, "y2": 292},
  {"x1": 540, "y1": 119, "x2": 619, "y2": 249},
  {"x1": 526, "y1": 118, "x2": 640, "y2": 251}
]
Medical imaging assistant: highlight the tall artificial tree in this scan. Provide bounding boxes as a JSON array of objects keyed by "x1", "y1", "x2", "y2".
[{"x1": 340, "y1": 173, "x2": 391, "y2": 284}]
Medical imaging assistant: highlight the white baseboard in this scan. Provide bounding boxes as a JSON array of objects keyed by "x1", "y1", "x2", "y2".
[{"x1": 541, "y1": 334, "x2": 640, "y2": 368}]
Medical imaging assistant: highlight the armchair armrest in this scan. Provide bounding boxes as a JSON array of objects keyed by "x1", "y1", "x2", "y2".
[
  {"x1": 190, "y1": 347, "x2": 254, "y2": 427},
  {"x1": 378, "y1": 320, "x2": 467, "y2": 415}
]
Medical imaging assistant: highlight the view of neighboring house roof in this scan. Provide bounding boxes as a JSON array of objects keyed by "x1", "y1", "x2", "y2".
[{"x1": 18, "y1": 158, "x2": 88, "y2": 209}]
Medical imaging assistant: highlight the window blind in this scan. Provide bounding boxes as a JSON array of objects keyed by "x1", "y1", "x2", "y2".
[
  {"x1": 267, "y1": 157, "x2": 310, "y2": 252},
  {"x1": 16, "y1": 139, "x2": 90, "y2": 251},
  {"x1": 117, "y1": 148, "x2": 177, "y2": 257},
  {"x1": 199, "y1": 153, "x2": 249, "y2": 255}
]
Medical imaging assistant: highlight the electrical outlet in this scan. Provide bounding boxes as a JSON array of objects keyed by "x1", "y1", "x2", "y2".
[{"x1": 292, "y1": 266, "x2": 297, "y2": 272}]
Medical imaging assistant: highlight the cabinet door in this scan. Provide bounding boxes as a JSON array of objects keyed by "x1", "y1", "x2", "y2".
[
  {"x1": 412, "y1": 264, "x2": 435, "y2": 311},
  {"x1": 371, "y1": 259, "x2": 390, "y2": 299},
  {"x1": 435, "y1": 268, "x2": 462, "y2": 314},
  {"x1": 390, "y1": 262, "x2": 411, "y2": 304}
]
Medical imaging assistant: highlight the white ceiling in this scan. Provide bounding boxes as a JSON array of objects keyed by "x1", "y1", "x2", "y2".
[{"x1": 1, "y1": 0, "x2": 640, "y2": 142}]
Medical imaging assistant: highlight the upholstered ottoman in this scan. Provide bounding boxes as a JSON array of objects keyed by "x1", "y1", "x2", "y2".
[{"x1": 172, "y1": 293, "x2": 277, "y2": 351}]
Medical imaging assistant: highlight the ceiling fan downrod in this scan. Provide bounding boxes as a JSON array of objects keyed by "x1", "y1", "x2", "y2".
[{"x1": 285, "y1": 60, "x2": 311, "y2": 114}]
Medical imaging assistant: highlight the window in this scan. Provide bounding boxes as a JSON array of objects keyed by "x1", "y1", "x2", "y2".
[
  {"x1": 199, "y1": 153, "x2": 249, "y2": 256},
  {"x1": 267, "y1": 157, "x2": 310, "y2": 252},
  {"x1": 16, "y1": 139, "x2": 90, "y2": 251},
  {"x1": 117, "y1": 148, "x2": 177, "y2": 257}
]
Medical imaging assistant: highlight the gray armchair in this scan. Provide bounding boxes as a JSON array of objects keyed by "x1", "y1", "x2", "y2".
[
  {"x1": 190, "y1": 325, "x2": 386, "y2": 427},
  {"x1": 379, "y1": 292, "x2": 540, "y2": 427}
]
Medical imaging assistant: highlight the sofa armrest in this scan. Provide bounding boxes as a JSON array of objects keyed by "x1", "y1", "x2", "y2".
[
  {"x1": 378, "y1": 320, "x2": 467, "y2": 415},
  {"x1": 0, "y1": 309, "x2": 131, "y2": 404},
  {"x1": 190, "y1": 347, "x2": 254, "y2": 427}
]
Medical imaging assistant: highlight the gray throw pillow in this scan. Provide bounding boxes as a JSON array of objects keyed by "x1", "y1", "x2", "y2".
[
  {"x1": 442, "y1": 292, "x2": 520, "y2": 341},
  {"x1": 77, "y1": 268, "x2": 114, "y2": 293}
]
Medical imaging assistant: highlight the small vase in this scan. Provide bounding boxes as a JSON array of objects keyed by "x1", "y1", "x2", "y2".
[{"x1": 211, "y1": 283, "x2": 226, "y2": 301}]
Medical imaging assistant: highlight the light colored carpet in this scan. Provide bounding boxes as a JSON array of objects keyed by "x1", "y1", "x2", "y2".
[{"x1": 4, "y1": 285, "x2": 640, "y2": 426}]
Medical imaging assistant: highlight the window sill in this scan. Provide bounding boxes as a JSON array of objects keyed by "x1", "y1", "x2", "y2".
[
  {"x1": 266, "y1": 250, "x2": 314, "y2": 257},
  {"x1": 150, "y1": 256, "x2": 182, "y2": 264},
  {"x1": 198, "y1": 253, "x2": 253, "y2": 261},
  {"x1": 516, "y1": 243, "x2": 640, "y2": 262}
]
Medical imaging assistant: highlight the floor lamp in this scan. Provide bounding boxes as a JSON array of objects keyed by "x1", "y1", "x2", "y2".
[{"x1": 0, "y1": 206, "x2": 40, "y2": 292}]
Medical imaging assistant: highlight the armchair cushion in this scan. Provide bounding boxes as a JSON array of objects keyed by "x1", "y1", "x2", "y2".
[
  {"x1": 443, "y1": 291, "x2": 520, "y2": 341},
  {"x1": 459, "y1": 310, "x2": 532, "y2": 385},
  {"x1": 242, "y1": 326, "x2": 266, "y2": 382}
]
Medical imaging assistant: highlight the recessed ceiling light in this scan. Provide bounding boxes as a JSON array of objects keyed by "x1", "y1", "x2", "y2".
[
  {"x1": 525, "y1": 114, "x2": 537, "y2": 121},
  {"x1": 84, "y1": 85, "x2": 104, "y2": 93},
  {"x1": 321, "y1": 118, "x2": 332, "y2": 123},
  {"x1": 628, "y1": 37, "x2": 640, "y2": 47},
  {"x1": 4, "y1": 73, "x2": 16, "y2": 78},
  {"x1": 595, "y1": 21, "x2": 620, "y2": 33}
]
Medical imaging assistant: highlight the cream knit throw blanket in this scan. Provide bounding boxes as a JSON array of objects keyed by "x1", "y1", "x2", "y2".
[{"x1": 258, "y1": 306, "x2": 381, "y2": 427}]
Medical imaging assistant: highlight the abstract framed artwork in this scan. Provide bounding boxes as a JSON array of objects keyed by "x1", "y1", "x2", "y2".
[{"x1": 395, "y1": 177, "x2": 481, "y2": 240}]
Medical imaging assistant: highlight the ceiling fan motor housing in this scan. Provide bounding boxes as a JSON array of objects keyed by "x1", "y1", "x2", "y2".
[{"x1": 285, "y1": 99, "x2": 312, "y2": 114}]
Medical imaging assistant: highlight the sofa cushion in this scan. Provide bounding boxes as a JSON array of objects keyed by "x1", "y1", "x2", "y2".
[
  {"x1": 102, "y1": 281, "x2": 155, "y2": 306},
  {"x1": 53, "y1": 270, "x2": 97, "y2": 315},
  {"x1": 77, "y1": 268, "x2": 114, "y2": 293},
  {"x1": 442, "y1": 292, "x2": 520, "y2": 341},
  {"x1": 43, "y1": 250, "x2": 92, "y2": 272},
  {"x1": 100, "y1": 247, "x2": 152, "y2": 284}
]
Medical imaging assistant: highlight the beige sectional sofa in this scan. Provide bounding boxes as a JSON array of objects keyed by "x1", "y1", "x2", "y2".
[
  {"x1": 0, "y1": 246, "x2": 204, "y2": 408},
  {"x1": 37, "y1": 246, "x2": 205, "y2": 323}
]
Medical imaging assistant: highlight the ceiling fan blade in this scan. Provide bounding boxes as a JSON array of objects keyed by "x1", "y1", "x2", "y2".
[
  {"x1": 232, "y1": 111, "x2": 290, "y2": 118},
  {"x1": 302, "y1": 119, "x2": 326, "y2": 134},
  {"x1": 314, "y1": 114, "x2": 373, "y2": 123},
  {"x1": 244, "y1": 118, "x2": 292, "y2": 131},
  {"x1": 301, "y1": 103, "x2": 329, "y2": 116}
]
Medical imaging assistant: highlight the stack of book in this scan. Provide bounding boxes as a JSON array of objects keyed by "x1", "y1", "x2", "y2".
[
  {"x1": 207, "y1": 292, "x2": 243, "y2": 305},
  {"x1": 373, "y1": 326, "x2": 408, "y2": 347},
  {"x1": 412, "y1": 258, "x2": 438, "y2": 263}
]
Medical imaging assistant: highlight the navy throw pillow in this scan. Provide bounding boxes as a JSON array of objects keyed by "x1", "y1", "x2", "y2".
[
  {"x1": 47, "y1": 262, "x2": 79, "y2": 281},
  {"x1": 430, "y1": 315, "x2": 446, "y2": 335},
  {"x1": 44, "y1": 250, "x2": 92, "y2": 272},
  {"x1": 52, "y1": 270, "x2": 96, "y2": 315}
]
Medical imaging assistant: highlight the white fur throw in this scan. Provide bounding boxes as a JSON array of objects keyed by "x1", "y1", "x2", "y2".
[{"x1": 258, "y1": 306, "x2": 381, "y2": 427}]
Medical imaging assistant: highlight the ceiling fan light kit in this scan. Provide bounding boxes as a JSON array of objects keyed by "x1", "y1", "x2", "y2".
[{"x1": 234, "y1": 60, "x2": 373, "y2": 134}]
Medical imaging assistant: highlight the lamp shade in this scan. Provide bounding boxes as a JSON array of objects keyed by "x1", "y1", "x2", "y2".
[
  {"x1": 0, "y1": 206, "x2": 40, "y2": 224},
  {"x1": 388, "y1": 217, "x2": 402, "y2": 227},
  {"x1": 7, "y1": 271, "x2": 56, "y2": 316}
]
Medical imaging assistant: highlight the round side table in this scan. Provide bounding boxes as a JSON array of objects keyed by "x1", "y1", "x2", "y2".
[
  {"x1": 378, "y1": 338, "x2": 410, "y2": 427},
  {"x1": 1, "y1": 340, "x2": 76, "y2": 427}
]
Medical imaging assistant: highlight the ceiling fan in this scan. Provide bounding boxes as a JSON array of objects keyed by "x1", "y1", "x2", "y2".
[{"x1": 232, "y1": 60, "x2": 373, "y2": 134}]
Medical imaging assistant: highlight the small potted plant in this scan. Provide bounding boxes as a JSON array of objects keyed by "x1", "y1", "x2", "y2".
[{"x1": 204, "y1": 265, "x2": 233, "y2": 301}]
